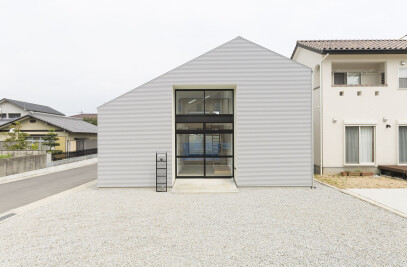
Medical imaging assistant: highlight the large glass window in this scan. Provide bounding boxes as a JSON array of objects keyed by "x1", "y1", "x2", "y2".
[
  {"x1": 176, "y1": 91, "x2": 204, "y2": 115},
  {"x1": 176, "y1": 123, "x2": 203, "y2": 131},
  {"x1": 176, "y1": 90, "x2": 233, "y2": 115},
  {"x1": 177, "y1": 158, "x2": 204, "y2": 176},
  {"x1": 175, "y1": 90, "x2": 234, "y2": 178},
  {"x1": 177, "y1": 134, "x2": 204, "y2": 156},
  {"x1": 206, "y1": 158, "x2": 233, "y2": 176},
  {"x1": 204, "y1": 91, "x2": 233, "y2": 114},
  {"x1": 206, "y1": 123, "x2": 233, "y2": 130},
  {"x1": 345, "y1": 126, "x2": 374, "y2": 164},
  {"x1": 205, "y1": 133, "x2": 233, "y2": 156},
  {"x1": 399, "y1": 126, "x2": 407, "y2": 164}
]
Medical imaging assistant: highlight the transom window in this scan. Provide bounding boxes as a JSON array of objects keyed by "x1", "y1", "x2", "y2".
[
  {"x1": 176, "y1": 90, "x2": 233, "y2": 115},
  {"x1": 345, "y1": 126, "x2": 375, "y2": 164}
]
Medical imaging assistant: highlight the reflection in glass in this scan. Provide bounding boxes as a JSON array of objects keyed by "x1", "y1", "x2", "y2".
[
  {"x1": 177, "y1": 158, "x2": 204, "y2": 176},
  {"x1": 205, "y1": 91, "x2": 233, "y2": 114},
  {"x1": 205, "y1": 158, "x2": 233, "y2": 176},
  {"x1": 177, "y1": 134, "x2": 204, "y2": 156},
  {"x1": 206, "y1": 123, "x2": 233, "y2": 130},
  {"x1": 176, "y1": 123, "x2": 203, "y2": 130},
  {"x1": 205, "y1": 134, "x2": 233, "y2": 156},
  {"x1": 176, "y1": 91, "x2": 204, "y2": 115}
]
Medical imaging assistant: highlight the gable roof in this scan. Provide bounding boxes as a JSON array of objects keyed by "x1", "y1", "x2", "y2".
[
  {"x1": 292, "y1": 39, "x2": 407, "y2": 58},
  {"x1": 99, "y1": 36, "x2": 310, "y2": 109},
  {"x1": 0, "y1": 98, "x2": 65, "y2": 116},
  {"x1": 0, "y1": 112, "x2": 97, "y2": 133}
]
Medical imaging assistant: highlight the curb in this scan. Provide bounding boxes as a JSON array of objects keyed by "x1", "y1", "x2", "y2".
[
  {"x1": 0, "y1": 180, "x2": 96, "y2": 223},
  {"x1": 0, "y1": 158, "x2": 98, "y2": 184},
  {"x1": 315, "y1": 180, "x2": 407, "y2": 219}
]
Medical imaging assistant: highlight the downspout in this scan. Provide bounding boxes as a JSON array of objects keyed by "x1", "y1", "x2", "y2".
[{"x1": 319, "y1": 54, "x2": 329, "y2": 175}]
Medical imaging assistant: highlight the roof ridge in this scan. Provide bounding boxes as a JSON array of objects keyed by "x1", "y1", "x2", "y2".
[
  {"x1": 31, "y1": 112, "x2": 83, "y2": 120},
  {"x1": 298, "y1": 39, "x2": 407, "y2": 42}
]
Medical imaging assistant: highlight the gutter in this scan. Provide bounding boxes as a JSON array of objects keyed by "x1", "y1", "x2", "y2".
[{"x1": 319, "y1": 53, "x2": 329, "y2": 175}]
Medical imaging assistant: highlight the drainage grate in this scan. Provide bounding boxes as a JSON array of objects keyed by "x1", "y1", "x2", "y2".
[{"x1": 0, "y1": 213, "x2": 16, "y2": 221}]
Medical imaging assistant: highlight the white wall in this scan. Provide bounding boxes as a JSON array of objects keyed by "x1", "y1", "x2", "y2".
[
  {"x1": 98, "y1": 37, "x2": 312, "y2": 187},
  {"x1": 0, "y1": 102, "x2": 27, "y2": 118},
  {"x1": 294, "y1": 48, "x2": 407, "y2": 174},
  {"x1": 322, "y1": 54, "x2": 407, "y2": 171}
]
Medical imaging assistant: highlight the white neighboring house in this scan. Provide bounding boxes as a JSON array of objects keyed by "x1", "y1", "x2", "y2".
[
  {"x1": 292, "y1": 39, "x2": 407, "y2": 175},
  {"x1": 0, "y1": 98, "x2": 65, "y2": 119}
]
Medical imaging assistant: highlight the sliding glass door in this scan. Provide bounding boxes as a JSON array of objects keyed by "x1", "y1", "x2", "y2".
[
  {"x1": 400, "y1": 126, "x2": 407, "y2": 164},
  {"x1": 175, "y1": 90, "x2": 234, "y2": 178},
  {"x1": 345, "y1": 126, "x2": 375, "y2": 165}
]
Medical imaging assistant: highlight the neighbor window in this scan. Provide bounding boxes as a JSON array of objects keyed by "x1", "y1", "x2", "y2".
[
  {"x1": 399, "y1": 126, "x2": 407, "y2": 164},
  {"x1": 345, "y1": 126, "x2": 375, "y2": 164},
  {"x1": 8, "y1": 113, "x2": 21, "y2": 118},
  {"x1": 26, "y1": 136, "x2": 47, "y2": 150},
  {"x1": 1, "y1": 114, "x2": 6, "y2": 118},
  {"x1": 333, "y1": 72, "x2": 361, "y2": 85},
  {"x1": 399, "y1": 68, "x2": 407, "y2": 88}
]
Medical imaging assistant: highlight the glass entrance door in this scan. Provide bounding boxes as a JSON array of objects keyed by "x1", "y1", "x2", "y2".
[{"x1": 175, "y1": 90, "x2": 234, "y2": 178}]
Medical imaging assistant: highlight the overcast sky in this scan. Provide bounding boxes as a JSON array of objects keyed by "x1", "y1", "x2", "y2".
[{"x1": 0, "y1": 0, "x2": 405, "y2": 115}]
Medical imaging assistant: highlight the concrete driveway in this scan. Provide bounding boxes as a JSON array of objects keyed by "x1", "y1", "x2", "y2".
[
  {"x1": 0, "y1": 163, "x2": 97, "y2": 214},
  {"x1": 347, "y1": 188, "x2": 407, "y2": 215}
]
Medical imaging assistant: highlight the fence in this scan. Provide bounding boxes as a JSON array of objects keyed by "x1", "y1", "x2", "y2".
[
  {"x1": 52, "y1": 148, "x2": 97, "y2": 161},
  {"x1": 0, "y1": 150, "x2": 48, "y2": 177}
]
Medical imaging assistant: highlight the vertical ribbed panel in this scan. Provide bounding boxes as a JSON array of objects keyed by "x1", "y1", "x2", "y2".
[{"x1": 98, "y1": 37, "x2": 312, "y2": 187}]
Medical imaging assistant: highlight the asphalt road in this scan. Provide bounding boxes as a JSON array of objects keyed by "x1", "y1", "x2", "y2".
[{"x1": 0, "y1": 163, "x2": 97, "y2": 214}]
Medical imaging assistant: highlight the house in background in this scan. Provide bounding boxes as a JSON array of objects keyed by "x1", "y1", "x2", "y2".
[
  {"x1": 292, "y1": 39, "x2": 407, "y2": 175},
  {"x1": 98, "y1": 37, "x2": 312, "y2": 188},
  {"x1": 0, "y1": 98, "x2": 97, "y2": 152},
  {"x1": 0, "y1": 98, "x2": 64, "y2": 119},
  {"x1": 70, "y1": 113, "x2": 97, "y2": 119},
  {"x1": 0, "y1": 112, "x2": 97, "y2": 152},
  {"x1": 70, "y1": 113, "x2": 97, "y2": 125}
]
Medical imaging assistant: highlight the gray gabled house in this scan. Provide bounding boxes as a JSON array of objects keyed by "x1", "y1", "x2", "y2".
[{"x1": 98, "y1": 37, "x2": 312, "y2": 187}]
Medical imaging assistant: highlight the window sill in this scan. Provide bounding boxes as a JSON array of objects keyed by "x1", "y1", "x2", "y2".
[
  {"x1": 332, "y1": 84, "x2": 388, "y2": 87},
  {"x1": 398, "y1": 88, "x2": 407, "y2": 90}
]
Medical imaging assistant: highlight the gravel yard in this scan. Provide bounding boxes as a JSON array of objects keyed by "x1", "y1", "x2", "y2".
[{"x1": 1, "y1": 182, "x2": 407, "y2": 266}]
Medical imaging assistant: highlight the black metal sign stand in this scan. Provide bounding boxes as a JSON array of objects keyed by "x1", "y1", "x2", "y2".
[{"x1": 156, "y1": 152, "x2": 167, "y2": 192}]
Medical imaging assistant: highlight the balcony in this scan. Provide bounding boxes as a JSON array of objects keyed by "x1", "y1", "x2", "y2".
[{"x1": 332, "y1": 62, "x2": 387, "y2": 87}]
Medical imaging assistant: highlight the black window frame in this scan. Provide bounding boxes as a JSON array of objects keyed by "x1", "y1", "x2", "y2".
[{"x1": 175, "y1": 89, "x2": 234, "y2": 178}]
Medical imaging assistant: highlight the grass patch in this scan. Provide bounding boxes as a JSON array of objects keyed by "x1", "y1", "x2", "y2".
[
  {"x1": 315, "y1": 174, "x2": 407, "y2": 189},
  {"x1": 0, "y1": 154, "x2": 12, "y2": 159}
]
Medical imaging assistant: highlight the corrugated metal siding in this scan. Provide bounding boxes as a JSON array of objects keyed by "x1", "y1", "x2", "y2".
[{"x1": 98, "y1": 37, "x2": 312, "y2": 187}]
